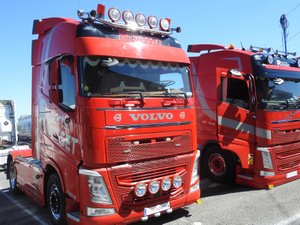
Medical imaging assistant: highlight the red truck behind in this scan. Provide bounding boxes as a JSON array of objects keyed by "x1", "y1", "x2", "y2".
[{"x1": 189, "y1": 44, "x2": 300, "y2": 189}]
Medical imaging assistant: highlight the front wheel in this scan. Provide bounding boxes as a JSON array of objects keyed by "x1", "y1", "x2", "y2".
[
  {"x1": 204, "y1": 147, "x2": 236, "y2": 183},
  {"x1": 47, "y1": 174, "x2": 67, "y2": 225}
]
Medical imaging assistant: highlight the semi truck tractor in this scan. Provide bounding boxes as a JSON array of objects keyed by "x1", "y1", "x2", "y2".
[
  {"x1": 7, "y1": 4, "x2": 200, "y2": 225},
  {"x1": 189, "y1": 43, "x2": 300, "y2": 189}
]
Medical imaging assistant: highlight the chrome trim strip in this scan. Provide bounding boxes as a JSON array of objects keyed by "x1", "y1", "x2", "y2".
[
  {"x1": 96, "y1": 106, "x2": 193, "y2": 111},
  {"x1": 105, "y1": 121, "x2": 191, "y2": 130},
  {"x1": 271, "y1": 119, "x2": 300, "y2": 124},
  {"x1": 67, "y1": 212, "x2": 80, "y2": 223}
]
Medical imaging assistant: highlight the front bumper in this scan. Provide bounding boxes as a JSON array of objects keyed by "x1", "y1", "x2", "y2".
[{"x1": 67, "y1": 189, "x2": 200, "y2": 225}]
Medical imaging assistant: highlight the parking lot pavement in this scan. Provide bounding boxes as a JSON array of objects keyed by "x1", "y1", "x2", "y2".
[{"x1": 1, "y1": 168, "x2": 300, "y2": 225}]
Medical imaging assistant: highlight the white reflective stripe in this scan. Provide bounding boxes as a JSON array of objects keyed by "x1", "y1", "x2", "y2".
[
  {"x1": 257, "y1": 147, "x2": 270, "y2": 152},
  {"x1": 79, "y1": 169, "x2": 101, "y2": 177},
  {"x1": 218, "y1": 116, "x2": 272, "y2": 140},
  {"x1": 256, "y1": 127, "x2": 272, "y2": 140}
]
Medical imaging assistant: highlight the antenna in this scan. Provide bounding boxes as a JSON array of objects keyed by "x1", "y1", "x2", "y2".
[{"x1": 280, "y1": 14, "x2": 288, "y2": 56}]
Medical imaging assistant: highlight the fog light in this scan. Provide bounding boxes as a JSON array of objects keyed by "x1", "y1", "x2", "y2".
[
  {"x1": 173, "y1": 175, "x2": 182, "y2": 188},
  {"x1": 135, "y1": 182, "x2": 147, "y2": 197},
  {"x1": 161, "y1": 177, "x2": 171, "y2": 191},
  {"x1": 148, "y1": 180, "x2": 160, "y2": 194}
]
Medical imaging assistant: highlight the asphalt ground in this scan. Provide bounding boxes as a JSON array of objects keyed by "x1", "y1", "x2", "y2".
[{"x1": 1, "y1": 168, "x2": 300, "y2": 225}]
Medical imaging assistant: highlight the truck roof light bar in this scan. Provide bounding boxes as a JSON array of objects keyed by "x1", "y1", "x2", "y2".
[
  {"x1": 249, "y1": 45, "x2": 272, "y2": 53},
  {"x1": 77, "y1": 4, "x2": 180, "y2": 36},
  {"x1": 274, "y1": 49, "x2": 297, "y2": 57}
]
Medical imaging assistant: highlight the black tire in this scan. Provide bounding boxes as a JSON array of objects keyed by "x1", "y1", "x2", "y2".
[
  {"x1": 204, "y1": 146, "x2": 236, "y2": 183},
  {"x1": 7, "y1": 158, "x2": 19, "y2": 194},
  {"x1": 46, "y1": 174, "x2": 67, "y2": 225}
]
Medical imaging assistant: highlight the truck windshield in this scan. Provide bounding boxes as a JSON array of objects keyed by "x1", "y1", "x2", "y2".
[
  {"x1": 256, "y1": 76, "x2": 300, "y2": 110},
  {"x1": 78, "y1": 56, "x2": 192, "y2": 98}
]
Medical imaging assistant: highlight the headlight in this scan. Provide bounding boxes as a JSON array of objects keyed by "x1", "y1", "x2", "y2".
[
  {"x1": 161, "y1": 177, "x2": 171, "y2": 191},
  {"x1": 148, "y1": 180, "x2": 160, "y2": 194},
  {"x1": 191, "y1": 150, "x2": 200, "y2": 185},
  {"x1": 79, "y1": 169, "x2": 112, "y2": 204},
  {"x1": 135, "y1": 182, "x2": 147, "y2": 197},
  {"x1": 173, "y1": 175, "x2": 182, "y2": 189}
]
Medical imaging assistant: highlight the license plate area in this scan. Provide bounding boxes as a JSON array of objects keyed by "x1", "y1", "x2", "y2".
[{"x1": 144, "y1": 202, "x2": 170, "y2": 216}]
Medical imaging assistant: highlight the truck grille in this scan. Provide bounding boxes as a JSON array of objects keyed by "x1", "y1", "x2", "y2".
[
  {"x1": 108, "y1": 154, "x2": 191, "y2": 212},
  {"x1": 273, "y1": 142, "x2": 300, "y2": 172},
  {"x1": 106, "y1": 131, "x2": 191, "y2": 163}
]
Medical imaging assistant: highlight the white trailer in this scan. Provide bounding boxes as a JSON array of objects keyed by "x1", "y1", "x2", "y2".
[{"x1": 0, "y1": 100, "x2": 28, "y2": 168}]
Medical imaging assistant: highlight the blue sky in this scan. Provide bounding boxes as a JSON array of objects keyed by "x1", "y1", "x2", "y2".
[{"x1": 1, "y1": 0, "x2": 300, "y2": 118}]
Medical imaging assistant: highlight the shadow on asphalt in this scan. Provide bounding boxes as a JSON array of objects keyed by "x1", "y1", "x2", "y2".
[{"x1": 200, "y1": 179, "x2": 253, "y2": 198}]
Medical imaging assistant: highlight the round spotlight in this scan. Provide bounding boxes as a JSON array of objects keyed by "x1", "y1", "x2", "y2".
[
  {"x1": 267, "y1": 55, "x2": 274, "y2": 64},
  {"x1": 148, "y1": 16, "x2": 158, "y2": 29},
  {"x1": 173, "y1": 175, "x2": 182, "y2": 189},
  {"x1": 122, "y1": 10, "x2": 134, "y2": 24},
  {"x1": 108, "y1": 8, "x2": 121, "y2": 22},
  {"x1": 135, "y1": 13, "x2": 146, "y2": 27},
  {"x1": 161, "y1": 177, "x2": 171, "y2": 191},
  {"x1": 134, "y1": 182, "x2": 147, "y2": 197},
  {"x1": 297, "y1": 59, "x2": 300, "y2": 68},
  {"x1": 148, "y1": 180, "x2": 160, "y2": 194},
  {"x1": 160, "y1": 18, "x2": 170, "y2": 31}
]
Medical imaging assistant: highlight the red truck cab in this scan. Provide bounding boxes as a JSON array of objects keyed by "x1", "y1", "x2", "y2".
[
  {"x1": 189, "y1": 44, "x2": 300, "y2": 189},
  {"x1": 7, "y1": 5, "x2": 200, "y2": 225}
]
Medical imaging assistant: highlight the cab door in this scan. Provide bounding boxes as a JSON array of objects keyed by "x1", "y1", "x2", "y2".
[{"x1": 217, "y1": 68, "x2": 257, "y2": 168}]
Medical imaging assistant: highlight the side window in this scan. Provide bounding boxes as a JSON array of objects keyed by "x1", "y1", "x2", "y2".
[
  {"x1": 59, "y1": 57, "x2": 76, "y2": 110},
  {"x1": 222, "y1": 77, "x2": 249, "y2": 109},
  {"x1": 41, "y1": 64, "x2": 50, "y2": 97}
]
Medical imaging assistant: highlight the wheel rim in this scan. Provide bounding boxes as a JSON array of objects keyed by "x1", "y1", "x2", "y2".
[
  {"x1": 208, "y1": 153, "x2": 226, "y2": 176},
  {"x1": 49, "y1": 184, "x2": 61, "y2": 220},
  {"x1": 9, "y1": 161, "x2": 15, "y2": 189}
]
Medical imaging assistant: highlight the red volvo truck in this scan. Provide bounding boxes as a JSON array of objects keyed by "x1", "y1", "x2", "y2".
[
  {"x1": 188, "y1": 44, "x2": 300, "y2": 189},
  {"x1": 6, "y1": 4, "x2": 200, "y2": 225}
]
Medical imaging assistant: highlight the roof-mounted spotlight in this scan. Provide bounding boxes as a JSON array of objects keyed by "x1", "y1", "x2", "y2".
[
  {"x1": 108, "y1": 8, "x2": 121, "y2": 22},
  {"x1": 122, "y1": 10, "x2": 134, "y2": 24},
  {"x1": 148, "y1": 16, "x2": 158, "y2": 29}
]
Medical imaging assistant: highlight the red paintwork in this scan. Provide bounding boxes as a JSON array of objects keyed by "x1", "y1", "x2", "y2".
[
  {"x1": 189, "y1": 43, "x2": 300, "y2": 188},
  {"x1": 8, "y1": 7, "x2": 200, "y2": 225}
]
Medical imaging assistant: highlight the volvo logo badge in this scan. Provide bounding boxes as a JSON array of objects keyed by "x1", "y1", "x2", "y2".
[
  {"x1": 114, "y1": 114, "x2": 122, "y2": 122},
  {"x1": 180, "y1": 112, "x2": 185, "y2": 119}
]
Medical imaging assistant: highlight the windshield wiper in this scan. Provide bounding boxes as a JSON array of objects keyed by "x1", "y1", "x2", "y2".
[
  {"x1": 163, "y1": 92, "x2": 188, "y2": 105},
  {"x1": 122, "y1": 91, "x2": 145, "y2": 106}
]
